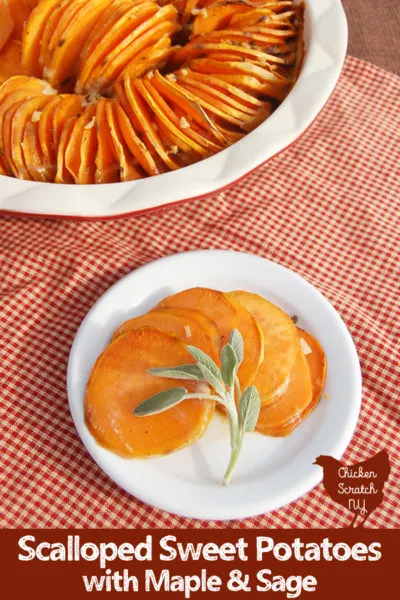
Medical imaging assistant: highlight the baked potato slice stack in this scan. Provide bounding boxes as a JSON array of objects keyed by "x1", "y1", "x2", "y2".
[
  {"x1": 85, "y1": 287, "x2": 326, "y2": 458},
  {"x1": 0, "y1": 0, "x2": 303, "y2": 183}
]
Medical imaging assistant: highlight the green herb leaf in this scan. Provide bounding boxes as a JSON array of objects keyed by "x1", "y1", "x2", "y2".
[
  {"x1": 228, "y1": 329, "x2": 244, "y2": 366},
  {"x1": 134, "y1": 387, "x2": 188, "y2": 417},
  {"x1": 148, "y1": 364, "x2": 203, "y2": 381},
  {"x1": 186, "y1": 345, "x2": 225, "y2": 395},
  {"x1": 239, "y1": 386, "x2": 261, "y2": 432},
  {"x1": 220, "y1": 343, "x2": 238, "y2": 387}
]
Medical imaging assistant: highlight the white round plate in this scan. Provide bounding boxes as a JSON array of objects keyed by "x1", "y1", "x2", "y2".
[
  {"x1": 0, "y1": 0, "x2": 347, "y2": 219},
  {"x1": 67, "y1": 250, "x2": 361, "y2": 520}
]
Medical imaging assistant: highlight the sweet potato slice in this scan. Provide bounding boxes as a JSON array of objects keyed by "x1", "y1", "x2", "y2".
[
  {"x1": 114, "y1": 98, "x2": 159, "y2": 176},
  {"x1": 106, "y1": 99, "x2": 144, "y2": 181},
  {"x1": 140, "y1": 76, "x2": 209, "y2": 157},
  {"x1": 151, "y1": 71, "x2": 226, "y2": 147},
  {"x1": 256, "y1": 342, "x2": 312, "y2": 435},
  {"x1": 76, "y1": 0, "x2": 157, "y2": 94},
  {"x1": 192, "y1": 4, "x2": 252, "y2": 36},
  {"x1": 295, "y1": 328, "x2": 326, "y2": 423},
  {"x1": 7, "y1": 0, "x2": 32, "y2": 41},
  {"x1": 64, "y1": 109, "x2": 90, "y2": 182},
  {"x1": 22, "y1": 0, "x2": 61, "y2": 76},
  {"x1": 52, "y1": 94, "x2": 84, "y2": 147},
  {"x1": 11, "y1": 95, "x2": 53, "y2": 179},
  {"x1": 77, "y1": 109, "x2": 98, "y2": 184},
  {"x1": 257, "y1": 329, "x2": 326, "y2": 436},
  {"x1": 178, "y1": 70, "x2": 258, "y2": 117},
  {"x1": 55, "y1": 115, "x2": 76, "y2": 183},
  {"x1": 0, "y1": 40, "x2": 26, "y2": 84},
  {"x1": 0, "y1": 0, "x2": 14, "y2": 53},
  {"x1": 38, "y1": 0, "x2": 76, "y2": 74},
  {"x1": 176, "y1": 77, "x2": 248, "y2": 128},
  {"x1": 93, "y1": 10, "x2": 179, "y2": 93},
  {"x1": 22, "y1": 117, "x2": 49, "y2": 182},
  {"x1": 85, "y1": 328, "x2": 215, "y2": 458},
  {"x1": 155, "y1": 288, "x2": 237, "y2": 344},
  {"x1": 37, "y1": 94, "x2": 63, "y2": 181},
  {"x1": 227, "y1": 297, "x2": 264, "y2": 390},
  {"x1": 228, "y1": 291, "x2": 298, "y2": 405},
  {"x1": 1, "y1": 100, "x2": 26, "y2": 174},
  {"x1": 117, "y1": 36, "x2": 174, "y2": 82},
  {"x1": 112, "y1": 308, "x2": 219, "y2": 361},
  {"x1": 46, "y1": 0, "x2": 113, "y2": 90},
  {"x1": 95, "y1": 98, "x2": 119, "y2": 184},
  {"x1": 124, "y1": 77, "x2": 179, "y2": 171}
]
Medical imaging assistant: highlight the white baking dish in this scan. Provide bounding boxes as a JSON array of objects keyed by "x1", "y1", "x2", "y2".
[{"x1": 0, "y1": 0, "x2": 347, "y2": 219}]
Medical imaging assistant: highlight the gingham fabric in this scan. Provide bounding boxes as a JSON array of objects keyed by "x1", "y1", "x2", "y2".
[{"x1": 1, "y1": 57, "x2": 399, "y2": 529}]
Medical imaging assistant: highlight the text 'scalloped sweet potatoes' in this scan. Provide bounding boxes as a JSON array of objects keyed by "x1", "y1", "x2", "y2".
[
  {"x1": 85, "y1": 328, "x2": 215, "y2": 457},
  {"x1": 228, "y1": 290, "x2": 298, "y2": 405}
]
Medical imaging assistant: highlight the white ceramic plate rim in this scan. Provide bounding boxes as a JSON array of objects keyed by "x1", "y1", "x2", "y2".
[
  {"x1": 67, "y1": 250, "x2": 362, "y2": 520},
  {"x1": 0, "y1": 0, "x2": 348, "y2": 218}
]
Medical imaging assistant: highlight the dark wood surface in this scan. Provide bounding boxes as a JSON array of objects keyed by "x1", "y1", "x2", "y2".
[{"x1": 342, "y1": 0, "x2": 400, "y2": 74}]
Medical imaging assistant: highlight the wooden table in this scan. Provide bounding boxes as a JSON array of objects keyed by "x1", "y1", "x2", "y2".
[{"x1": 342, "y1": 0, "x2": 400, "y2": 74}]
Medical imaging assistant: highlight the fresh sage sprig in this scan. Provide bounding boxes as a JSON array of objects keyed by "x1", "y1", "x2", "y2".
[{"x1": 133, "y1": 329, "x2": 261, "y2": 485}]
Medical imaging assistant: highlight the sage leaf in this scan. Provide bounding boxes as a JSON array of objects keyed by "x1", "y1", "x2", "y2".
[
  {"x1": 220, "y1": 343, "x2": 238, "y2": 387},
  {"x1": 186, "y1": 345, "x2": 225, "y2": 395},
  {"x1": 239, "y1": 386, "x2": 261, "y2": 432},
  {"x1": 228, "y1": 329, "x2": 244, "y2": 366},
  {"x1": 186, "y1": 346, "x2": 221, "y2": 379},
  {"x1": 134, "y1": 387, "x2": 187, "y2": 417},
  {"x1": 148, "y1": 364, "x2": 203, "y2": 381}
]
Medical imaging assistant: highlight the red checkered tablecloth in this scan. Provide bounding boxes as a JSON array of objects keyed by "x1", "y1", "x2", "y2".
[{"x1": 0, "y1": 57, "x2": 399, "y2": 529}]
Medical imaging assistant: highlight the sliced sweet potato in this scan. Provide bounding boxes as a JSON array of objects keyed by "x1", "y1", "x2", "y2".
[
  {"x1": 257, "y1": 329, "x2": 326, "y2": 436},
  {"x1": 112, "y1": 308, "x2": 219, "y2": 361},
  {"x1": 76, "y1": 0, "x2": 157, "y2": 94},
  {"x1": 93, "y1": 9, "x2": 179, "y2": 93},
  {"x1": 151, "y1": 71, "x2": 226, "y2": 147},
  {"x1": 1, "y1": 100, "x2": 26, "y2": 174},
  {"x1": 38, "y1": 0, "x2": 76, "y2": 73},
  {"x1": 143, "y1": 76, "x2": 221, "y2": 155},
  {"x1": 140, "y1": 76, "x2": 209, "y2": 157},
  {"x1": 177, "y1": 70, "x2": 258, "y2": 117},
  {"x1": 11, "y1": 94, "x2": 53, "y2": 179},
  {"x1": 176, "y1": 77, "x2": 248, "y2": 128},
  {"x1": 256, "y1": 341, "x2": 312, "y2": 435},
  {"x1": 0, "y1": 0, "x2": 14, "y2": 53},
  {"x1": 46, "y1": 0, "x2": 113, "y2": 90},
  {"x1": 8, "y1": 0, "x2": 32, "y2": 41},
  {"x1": 22, "y1": 117, "x2": 49, "y2": 182},
  {"x1": 227, "y1": 297, "x2": 264, "y2": 390},
  {"x1": 55, "y1": 115, "x2": 76, "y2": 183},
  {"x1": 37, "y1": 94, "x2": 63, "y2": 181},
  {"x1": 114, "y1": 97, "x2": 159, "y2": 176},
  {"x1": 182, "y1": 69, "x2": 263, "y2": 109},
  {"x1": 22, "y1": 0, "x2": 61, "y2": 76},
  {"x1": 228, "y1": 291, "x2": 298, "y2": 405},
  {"x1": 117, "y1": 36, "x2": 174, "y2": 82},
  {"x1": 295, "y1": 328, "x2": 327, "y2": 422},
  {"x1": 155, "y1": 288, "x2": 237, "y2": 344},
  {"x1": 77, "y1": 107, "x2": 98, "y2": 184},
  {"x1": 95, "y1": 97, "x2": 119, "y2": 184},
  {"x1": 192, "y1": 4, "x2": 252, "y2": 36},
  {"x1": 123, "y1": 76, "x2": 179, "y2": 171},
  {"x1": 0, "y1": 40, "x2": 26, "y2": 84},
  {"x1": 64, "y1": 109, "x2": 90, "y2": 182},
  {"x1": 106, "y1": 99, "x2": 144, "y2": 181},
  {"x1": 52, "y1": 94, "x2": 84, "y2": 147},
  {"x1": 85, "y1": 328, "x2": 215, "y2": 458}
]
